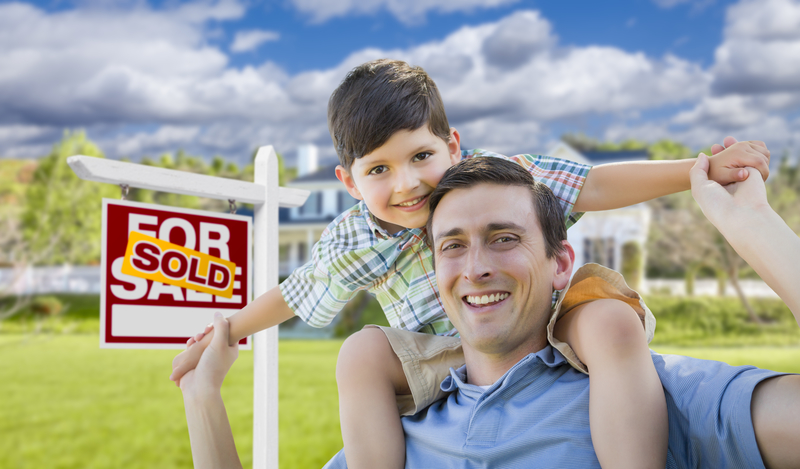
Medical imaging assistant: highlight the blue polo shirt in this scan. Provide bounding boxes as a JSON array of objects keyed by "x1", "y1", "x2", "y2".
[{"x1": 324, "y1": 346, "x2": 783, "y2": 468}]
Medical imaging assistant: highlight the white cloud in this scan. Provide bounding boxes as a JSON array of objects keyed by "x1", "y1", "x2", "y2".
[
  {"x1": 651, "y1": 0, "x2": 715, "y2": 10},
  {"x1": 230, "y1": 29, "x2": 280, "y2": 53},
  {"x1": 711, "y1": 0, "x2": 800, "y2": 94},
  {"x1": 0, "y1": 4, "x2": 720, "y2": 162},
  {"x1": 289, "y1": 0, "x2": 519, "y2": 25}
]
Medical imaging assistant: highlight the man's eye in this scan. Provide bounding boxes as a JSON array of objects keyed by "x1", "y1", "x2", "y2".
[
  {"x1": 368, "y1": 165, "x2": 388, "y2": 175},
  {"x1": 441, "y1": 242, "x2": 461, "y2": 251},
  {"x1": 494, "y1": 236, "x2": 516, "y2": 244},
  {"x1": 413, "y1": 152, "x2": 432, "y2": 162}
]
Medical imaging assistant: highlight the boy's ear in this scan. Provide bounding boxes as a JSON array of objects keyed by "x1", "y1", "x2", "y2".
[
  {"x1": 335, "y1": 165, "x2": 364, "y2": 200},
  {"x1": 448, "y1": 128, "x2": 461, "y2": 165},
  {"x1": 552, "y1": 240, "x2": 575, "y2": 291}
]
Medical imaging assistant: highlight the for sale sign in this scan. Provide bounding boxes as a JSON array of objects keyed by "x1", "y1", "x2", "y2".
[{"x1": 101, "y1": 199, "x2": 252, "y2": 349}]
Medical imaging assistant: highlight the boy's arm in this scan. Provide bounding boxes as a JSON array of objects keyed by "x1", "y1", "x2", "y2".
[
  {"x1": 170, "y1": 285, "x2": 295, "y2": 383},
  {"x1": 573, "y1": 140, "x2": 770, "y2": 212}
]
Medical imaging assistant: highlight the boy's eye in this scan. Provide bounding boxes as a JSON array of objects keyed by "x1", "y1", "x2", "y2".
[
  {"x1": 413, "y1": 152, "x2": 432, "y2": 162},
  {"x1": 368, "y1": 165, "x2": 388, "y2": 175}
]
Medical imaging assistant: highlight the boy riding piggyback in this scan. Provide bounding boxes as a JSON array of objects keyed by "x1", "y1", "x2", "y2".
[{"x1": 171, "y1": 59, "x2": 771, "y2": 468}]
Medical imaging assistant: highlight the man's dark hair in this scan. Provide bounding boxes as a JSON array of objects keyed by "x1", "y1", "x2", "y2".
[
  {"x1": 328, "y1": 59, "x2": 451, "y2": 170},
  {"x1": 426, "y1": 157, "x2": 567, "y2": 259}
]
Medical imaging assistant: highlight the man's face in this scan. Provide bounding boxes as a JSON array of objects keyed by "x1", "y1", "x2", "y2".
[
  {"x1": 431, "y1": 183, "x2": 573, "y2": 360},
  {"x1": 336, "y1": 126, "x2": 461, "y2": 234}
]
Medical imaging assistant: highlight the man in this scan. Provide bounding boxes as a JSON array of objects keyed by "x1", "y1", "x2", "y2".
[{"x1": 181, "y1": 147, "x2": 800, "y2": 468}]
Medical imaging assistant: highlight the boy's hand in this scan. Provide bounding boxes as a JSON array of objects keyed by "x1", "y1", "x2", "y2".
[
  {"x1": 171, "y1": 323, "x2": 214, "y2": 387},
  {"x1": 707, "y1": 138, "x2": 770, "y2": 185}
]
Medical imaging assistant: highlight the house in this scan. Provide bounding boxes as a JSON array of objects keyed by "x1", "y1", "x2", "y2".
[{"x1": 280, "y1": 143, "x2": 651, "y2": 286}]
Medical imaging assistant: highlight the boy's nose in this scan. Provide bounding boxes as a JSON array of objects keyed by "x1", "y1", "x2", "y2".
[{"x1": 395, "y1": 170, "x2": 420, "y2": 193}]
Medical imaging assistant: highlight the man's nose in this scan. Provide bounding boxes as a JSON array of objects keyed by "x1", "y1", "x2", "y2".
[
  {"x1": 463, "y1": 246, "x2": 492, "y2": 282},
  {"x1": 395, "y1": 168, "x2": 420, "y2": 193}
]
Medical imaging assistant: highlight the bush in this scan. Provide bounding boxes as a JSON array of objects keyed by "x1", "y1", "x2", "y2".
[
  {"x1": 30, "y1": 296, "x2": 64, "y2": 316},
  {"x1": 646, "y1": 295, "x2": 800, "y2": 346}
]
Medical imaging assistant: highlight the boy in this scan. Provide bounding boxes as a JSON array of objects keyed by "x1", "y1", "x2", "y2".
[{"x1": 171, "y1": 59, "x2": 770, "y2": 468}]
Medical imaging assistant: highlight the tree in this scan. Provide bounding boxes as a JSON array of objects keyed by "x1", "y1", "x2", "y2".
[{"x1": 20, "y1": 130, "x2": 118, "y2": 266}]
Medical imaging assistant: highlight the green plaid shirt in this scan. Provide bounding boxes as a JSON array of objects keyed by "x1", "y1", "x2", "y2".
[{"x1": 280, "y1": 149, "x2": 591, "y2": 336}]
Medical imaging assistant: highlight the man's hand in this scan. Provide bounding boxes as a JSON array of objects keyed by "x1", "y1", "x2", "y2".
[
  {"x1": 689, "y1": 152, "x2": 771, "y2": 232},
  {"x1": 707, "y1": 138, "x2": 770, "y2": 185},
  {"x1": 179, "y1": 312, "x2": 239, "y2": 396}
]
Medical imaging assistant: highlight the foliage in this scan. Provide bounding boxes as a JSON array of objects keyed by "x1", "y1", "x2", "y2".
[
  {"x1": 20, "y1": 130, "x2": 119, "y2": 265},
  {"x1": 647, "y1": 295, "x2": 800, "y2": 346},
  {"x1": 334, "y1": 293, "x2": 388, "y2": 337},
  {"x1": 30, "y1": 296, "x2": 64, "y2": 316},
  {"x1": 560, "y1": 133, "x2": 647, "y2": 153}
]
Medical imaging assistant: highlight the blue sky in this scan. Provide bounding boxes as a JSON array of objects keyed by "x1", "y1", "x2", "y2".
[{"x1": 1, "y1": 0, "x2": 798, "y2": 166}]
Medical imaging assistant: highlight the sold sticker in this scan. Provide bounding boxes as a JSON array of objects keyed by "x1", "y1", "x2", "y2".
[{"x1": 121, "y1": 231, "x2": 236, "y2": 299}]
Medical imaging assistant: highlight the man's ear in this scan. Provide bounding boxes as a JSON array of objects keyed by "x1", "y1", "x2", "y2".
[
  {"x1": 552, "y1": 240, "x2": 575, "y2": 291},
  {"x1": 448, "y1": 128, "x2": 461, "y2": 165},
  {"x1": 335, "y1": 165, "x2": 363, "y2": 200}
]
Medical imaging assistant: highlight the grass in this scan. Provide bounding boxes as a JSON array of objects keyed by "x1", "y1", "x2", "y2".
[
  {"x1": 4, "y1": 334, "x2": 800, "y2": 469},
  {"x1": 0, "y1": 335, "x2": 344, "y2": 469}
]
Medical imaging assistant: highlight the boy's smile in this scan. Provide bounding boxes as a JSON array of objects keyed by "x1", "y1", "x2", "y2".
[{"x1": 336, "y1": 126, "x2": 462, "y2": 234}]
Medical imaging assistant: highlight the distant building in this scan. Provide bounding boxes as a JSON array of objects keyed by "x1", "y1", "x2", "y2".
[{"x1": 279, "y1": 142, "x2": 651, "y2": 284}]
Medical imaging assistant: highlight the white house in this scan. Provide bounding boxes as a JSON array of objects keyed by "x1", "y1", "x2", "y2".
[{"x1": 279, "y1": 143, "x2": 651, "y2": 285}]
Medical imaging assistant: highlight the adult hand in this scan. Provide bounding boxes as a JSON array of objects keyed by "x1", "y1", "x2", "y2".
[
  {"x1": 180, "y1": 312, "x2": 239, "y2": 396},
  {"x1": 689, "y1": 152, "x2": 771, "y2": 232}
]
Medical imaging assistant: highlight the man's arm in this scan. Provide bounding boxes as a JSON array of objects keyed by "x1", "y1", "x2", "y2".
[
  {"x1": 180, "y1": 312, "x2": 243, "y2": 469},
  {"x1": 573, "y1": 140, "x2": 770, "y2": 212},
  {"x1": 171, "y1": 285, "x2": 295, "y2": 384}
]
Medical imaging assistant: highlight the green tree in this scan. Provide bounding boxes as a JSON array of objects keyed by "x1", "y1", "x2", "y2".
[{"x1": 21, "y1": 130, "x2": 118, "y2": 266}]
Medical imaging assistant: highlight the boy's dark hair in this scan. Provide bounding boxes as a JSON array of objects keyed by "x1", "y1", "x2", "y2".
[
  {"x1": 426, "y1": 157, "x2": 567, "y2": 259},
  {"x1": 328, "y1": 59, "x2": 451, "y2": 170}
]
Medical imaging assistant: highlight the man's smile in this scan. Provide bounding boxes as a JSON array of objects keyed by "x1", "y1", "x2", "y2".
[{"x1": 463, "y1": 292, "x2": 510, "y2": 307}]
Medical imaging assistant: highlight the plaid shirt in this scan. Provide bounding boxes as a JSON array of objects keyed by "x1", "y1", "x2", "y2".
[{"x1": 280, "y1": 149, "x2": 591, "y2": 336}]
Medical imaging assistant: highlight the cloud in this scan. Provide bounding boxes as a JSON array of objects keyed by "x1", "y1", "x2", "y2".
[
  {"x1": 481, "y1": 11, "x2": 554, "y2": 69},
  {"x1": 230, "y1": 29, "x2": 280, "y2": 53},
  {"x1": 711, "y1": 0, "x2": 800, "y2": 94},
  {"x1": 0, "y1": 4, "x2": 721, "y2": 162},
  {"x1": 651, "y1": 0, "x2": 715, "y2": 10},
  {"x1": 289, "y1": 0, "x2": 519, "y2": 25}
]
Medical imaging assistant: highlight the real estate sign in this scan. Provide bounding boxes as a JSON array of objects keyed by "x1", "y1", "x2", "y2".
[{"x1": 101, "y1": 199, "x2": 252, "y2": 349}]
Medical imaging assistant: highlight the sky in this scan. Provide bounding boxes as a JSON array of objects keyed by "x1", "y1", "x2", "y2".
[{"x1": 1, "y1": 0, "x2": 799, "y2": 167}]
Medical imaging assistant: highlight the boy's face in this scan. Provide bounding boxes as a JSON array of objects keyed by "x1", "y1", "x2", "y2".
[{"x1": 336, "y1": 126, "x2": 461, "y2": 233}]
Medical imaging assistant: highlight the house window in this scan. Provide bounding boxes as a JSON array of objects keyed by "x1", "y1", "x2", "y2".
[
  {"x1": 339, "y1": 191, "x2": 359, "y2": 211},
  {"x1": 583, "y1": 238, "x2": 616, "y2": 269},
  {"x1": 300, "y1": 192, "x2": 321, "y2": 216},
  {"x1": 297, "y1": 242, "x2": 307, "y2": 263}
]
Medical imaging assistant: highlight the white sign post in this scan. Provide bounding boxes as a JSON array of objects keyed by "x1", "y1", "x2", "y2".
[{"x1": 68, "y1": 146, "x2": 308, "y2": 469}]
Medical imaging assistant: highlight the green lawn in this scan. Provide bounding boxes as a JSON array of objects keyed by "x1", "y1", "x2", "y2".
[{"x1": 3, "y1": 335, "x2": 800, "y2": 469}]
